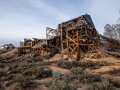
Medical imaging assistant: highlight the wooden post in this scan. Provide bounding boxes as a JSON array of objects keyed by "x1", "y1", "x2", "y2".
[
  {"x1": 66, "y1": 30, "x2": 69, "y2": 58},
  {"x1": 76, "y1": 30, "x2": 80, "y2": 60}
]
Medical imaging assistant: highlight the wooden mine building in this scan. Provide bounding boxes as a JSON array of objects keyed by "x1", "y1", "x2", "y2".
[
  {"x1": 18, "y1": 38, "x2": 46, "y2": 56},
  {"x1": 47, "y1": 14, "x2": 99, "y2": 60},
  {"x1": 18, "y1": 14, "x2": 120, "y2": 60}
]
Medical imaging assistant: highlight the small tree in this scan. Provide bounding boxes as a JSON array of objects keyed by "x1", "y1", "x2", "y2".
[
  {"x1": 104, "y1": 11, "x2": 120, "y2": 41},
  {"x1": 104, "y1": 24, "x2": 117, "y2": 39}
]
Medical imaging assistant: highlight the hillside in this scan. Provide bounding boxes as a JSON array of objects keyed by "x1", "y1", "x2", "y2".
[{"x1": 0, "y1": 49, "x2": 120, "y2": 90}]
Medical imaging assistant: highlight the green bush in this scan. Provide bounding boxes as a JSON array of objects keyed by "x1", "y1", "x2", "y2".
[
  {"x1": 78, "y1": 61, "x2": 110, "y2": 69},
  {"x1": 8, "y1": 74, "x2": 24, "y2": 83},
  {"x1": 9, "y1": 74, "x2": 37, "y2": 88},
  {"x1": 19, "y1": 62, "x2": 30, "y2": 68},
  {"x1": 33, "y1": 56, "x2": 43, "y2": 62},
  {"x1": 70, "y1": 68, "x2": 85, "y2": 75},
  {"x1": 36, "y1": 67, "x2": 52, "y2": 79},
  {"x1": 37, "y1": 61, "x2": 51, "y2": 66},
  {"x1": 109, "y1": 78, "x2": 120, "y2": 88},
  {"x1": 92, "y1": 78, "x2": 116, "y2": 90},
  {"x1": 42, "y1": 54, "x2": 51, "y2": 59},
  {"x1": 22, "y1": 67, "x2": 37, "y2": 78},
  {"x1": 56, "y1": 61, "x2": 73, "y2": 69},
  {"x1": 79, "y1": 61, "x2": 95, "y2": 68},
  {"x1": 26, "y1": 58, "x2": 34, "y2": 63},
  {"x1": 0, "y1": 56, "x2": 4, "y2": 60},
  {"x1": 47, "y1": 77, "x2": 70, "y2": 90},
  {"x1": 107, "y1": 68, "x2": 120, "y2": 75},
  {"x1": 80, "y1": 74, "x2": 102, "y2": 84},
  {"x1": 70, "y1": 68, "x2": 102, "y2": 84},
  {"x1": 21, "y1": 80, "x2": 37, "y2": 88}
]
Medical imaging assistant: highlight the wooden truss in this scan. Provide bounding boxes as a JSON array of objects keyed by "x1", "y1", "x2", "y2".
[{"x1": 58, "y1": 14, "x2": 99, "y2": 60}]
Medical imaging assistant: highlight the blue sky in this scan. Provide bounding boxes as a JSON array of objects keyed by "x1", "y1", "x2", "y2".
[{"x1": 0, "y1": 0, "x2": 120, "y2": 46}]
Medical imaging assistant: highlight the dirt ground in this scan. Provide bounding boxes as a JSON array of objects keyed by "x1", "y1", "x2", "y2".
[{"x1": 1, "y1": 50, "x2": 120, "y2": 90}]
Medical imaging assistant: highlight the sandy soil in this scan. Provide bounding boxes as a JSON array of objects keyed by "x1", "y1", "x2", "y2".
[
  {"x1": 0, "y1": 48, "x2": 18, "y2": 57},
  {"x1": 84, "y1": 57, "x2": 120, "y2": 80}
]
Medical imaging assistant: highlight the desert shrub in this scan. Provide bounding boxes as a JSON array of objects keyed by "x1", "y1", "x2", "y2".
[
  {"x1": 0, "y1": 80, "x2": 13, "y2": 88},
  {"x1": 0, "y1": 69, "x2": 5, "y2": 77},
  {"x1": 36, "y1": 67, "x2": 52, "y2": 79},
  {"x1": 92, "y1": 61, "x2": 111, "y2": 69},
  {"x1": 42, "y1": 54, "x2": 51, "y2": 59},
  {"x1": 21, "y1": 80, "x2": 37, "y2": 88},
  {"x1": 56, "y1": 60, "x2": 109, "y2": 69},
  {"x1": 22, "y1": 67, "x2": 36, "y2": 77},
  {"x1": 7, "y1": 74, "x2": 24, "y2": 83},
  {"x1": 109, "y1": 78, "x2": 120, "y2": 88},
  {"x1": 26, "y1": 56, "x2": 44, "y2": 63},
  {"x1": 80, "y1": 74, "x2": 102, "y2": 84},
  {"x1": 44, "y1": 76, "x2": 80, "y2": 90},
  {"x1": 92, "y1": 78, "x2": 116, "y2": 90},
  {"x1": 22, "y1": 66, "x2": 52, "y2": 79},
  {"x1": 9, "y1": 73, "x2": 37, "y2": 88},
  {"x1": 0, "y1": 63, "x2": 6, "y2": 68},
  {"x1": 70, "y1": 68, "x2": 102, "y2": 84},
  {"x1": 77, "y1": 61, "x2": 110, "y2": 69},
  {"x1": 12, "y1": 74, "x2": 24, "y2": 82},
  {"x1": 70, "y1": 68, "x2": 85, "y2": 75},
  {"x1": 33, "y1": 56, "x2": 43, "y2": 62},
  {"x1": 19, "y1": 62, "x2": 31, "y2": 68},
  {"x1": 11, "y1": 63, "x2": 19, "y2": 68},
  {"x1": 56, "y1": 61, "x2": 73, "y2": 69},
  {"x1": 79, "y1": 60, "x2": 95, "y2": 68},
  {"x1": 43, "y1": 80, "x2": 52, "y2": 87},
  {"x1": 97, "y1": 61, "x2": 110, "y2": 66},
  {"x1": 107, "y1": 68, "x2": 120, "y2": 75},
  {"x1": 26, "y1": 58, "x2": 34, "y2": 63},
  {"x1": 0, "y1": 56, "x2": 5, "y2": 60},
  {"x1": 46, "y1": 77, "x2": 70, "y2": 90},
  {"x1": 37, "y1": 61, "x2": 51, "y2": 66},
  {"x1": 31, "y1": 53, "x2": 39, "y2": 58},
  {"x1": 8, "y1": 68, "x2": 20, "y2": 74},
  {"x1": 72, "y1": 61, "x2": 81, "y2": 67}
]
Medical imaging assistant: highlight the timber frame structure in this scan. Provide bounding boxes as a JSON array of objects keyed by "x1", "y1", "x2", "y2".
[
  {"x1": 18, "y1": 14, "x2": 120, "y2": 59},
  {"x1": 58, "y1": 14, "x2": 99, "y2": 60},
  {"x1": 18, "y1": 39, "x2": 46, "y2": 56}
]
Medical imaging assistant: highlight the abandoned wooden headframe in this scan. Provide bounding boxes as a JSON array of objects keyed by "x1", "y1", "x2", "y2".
[{"x1": 57, "y1": 14, "x2": 99, "y2": 60}]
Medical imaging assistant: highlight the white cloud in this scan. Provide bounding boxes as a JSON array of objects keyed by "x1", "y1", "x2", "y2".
[
  {"x1": 0, "y1": 12, "x2": 46, "y2": 40},
  {"x1": 28, "y1": 0, "x2": 70, "y2": 21}
]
